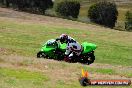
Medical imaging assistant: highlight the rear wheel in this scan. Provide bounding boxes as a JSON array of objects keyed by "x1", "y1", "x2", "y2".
[{"x1": 87, "y1": 53, "x2": 95, "y2": 65}]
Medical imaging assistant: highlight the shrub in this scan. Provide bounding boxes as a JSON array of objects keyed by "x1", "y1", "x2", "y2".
[
  {"x1": 125, "y1": 11, "x2": 132, "y2": 31},
  {"x1": 88, "y1": 1, "x2": 118, "y2": 28},
  {"x1": 0, "y1": 0, "x2": 53, "y2": 14},
  {"x1": 55, "y1": 0, "x2": 80, "y2": 18}
]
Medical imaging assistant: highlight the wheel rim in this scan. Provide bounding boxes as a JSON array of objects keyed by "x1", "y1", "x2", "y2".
[
  {"x1": 39, "y1": 53, "x2": 43, "y2": 57},
  {"x1": 87, "y1": 56, "x2": 94, "y2": 64},
  {"x1": 88, "y1": 57, "x2": 92, "y2": 61},
  {"x1": 37, "y1": 52, "x2": 46, "y2": 58}
]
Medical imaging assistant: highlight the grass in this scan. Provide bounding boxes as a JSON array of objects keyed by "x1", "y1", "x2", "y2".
[
  {"x1": 79, "y1": 4, "x2": 130, "y2": 21},
  {"x1": 83, "y1": 66, "x2": 132, "y2": 78},
  {"x1": 0, "y1": 67, "x2": 49, "y2": 88},
  {"x1": 86, "y1": 67, "x2": 116, "y2": 75},
  {"x1": 78, "y1": 0, "x2": 132, "y2": 30},
  {"x1": 0, "y1": 7, "x2": 132, "y2": 87},
  {"x1": 0, "y1": 19, "x2": 132, "y2": 66},
  {"x1": 54, "y1": 0, "x2": 131, "y2": 22},
  {"x1": 0, "y1": 56, "x2": 131, "y2": 88},
  {"x1": 0, "y1": 68, "x2": 49, "y2": 81},
  {"x1": 0, "y1": 62, "x2": 131, "y2": 88}
]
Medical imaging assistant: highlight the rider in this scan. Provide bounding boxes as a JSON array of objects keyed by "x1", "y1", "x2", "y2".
[{"x1": 56, "y1": 34, "x2": 82, "y2": 62}]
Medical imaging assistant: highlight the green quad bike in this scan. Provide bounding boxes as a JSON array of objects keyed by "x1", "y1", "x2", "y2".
[{"x1": 37, "y1": 39, "x2": 97, "y2": 65}]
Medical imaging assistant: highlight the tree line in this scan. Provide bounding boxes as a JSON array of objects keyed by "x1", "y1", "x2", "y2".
[{"x1": 0, "y1": 0, "x2": 53, "y2": 14}]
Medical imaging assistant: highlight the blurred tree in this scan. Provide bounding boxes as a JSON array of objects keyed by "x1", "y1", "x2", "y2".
[{"x1": 88, "y1": 1, "x2": 118, "y2": 28}]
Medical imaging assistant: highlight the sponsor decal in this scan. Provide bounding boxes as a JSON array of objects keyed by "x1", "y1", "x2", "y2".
[{"x1": 79, "y1": 68, "x2": 131, "y2": 86}]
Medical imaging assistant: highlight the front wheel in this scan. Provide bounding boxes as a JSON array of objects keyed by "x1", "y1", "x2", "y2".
[{"x1": 37, "y1": 51, "x2": 46, "y2": 58}]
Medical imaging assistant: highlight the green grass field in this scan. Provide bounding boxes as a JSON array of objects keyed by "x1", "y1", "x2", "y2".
[
  {"x1": 0, "y1": 18, "x2": 131, "y2": 66},
  {"x1": 0, "y1": 7, "x2": 132, "y2": 88}
]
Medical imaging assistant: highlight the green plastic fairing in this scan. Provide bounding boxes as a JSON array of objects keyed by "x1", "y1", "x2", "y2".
[{"x1": 81, "y1": 42, "x2": 97, "y2": 54}]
